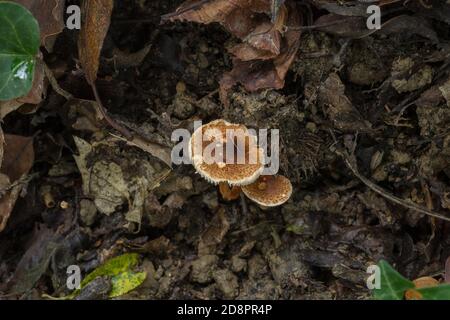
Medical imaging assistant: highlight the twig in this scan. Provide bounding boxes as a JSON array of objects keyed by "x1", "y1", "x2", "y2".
[
  {"x1": 161, "y1": 0, "x2": 212, "y2": 21},
  {"x1": 331, "y1": 131, "x2": 450, "y2": 222},
  {"x1": 43, "y1": 63, "x2": 73, "y2": 100},
  {"x1": 90, "y1": 82, "x2": 133, "y2": 140},
  {"x1": 240, "y1": 193, "x2": 248, "y2": 216}
]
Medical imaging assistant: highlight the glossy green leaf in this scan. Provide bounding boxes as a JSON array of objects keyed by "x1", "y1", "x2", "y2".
[
  {"x1": 372, "y1": 260, "x2": 414, "y2": 300},
  {"x1": 416, "y1": 284, "x2": 450, "y2": 300},
  {"x1": 109, "y1": 271, "x2": 147, "y2": 298},
  {"x1": 65, "y1": 253, "x2": 146, "y2": 299},
  {"x1": 0, "y1": 1, "x2": 40, "y2": 101}
]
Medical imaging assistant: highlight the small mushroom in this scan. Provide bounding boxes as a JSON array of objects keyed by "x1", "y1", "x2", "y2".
[
  {"x1": 219, "y1": 182, "x2": 241, "y2": 201},
  {"x1": 189, "y1": 119, "x2": 264, "y2": 186},
  {"x1": 241, "y1": 175, "x2": 292, "y2": 207}
]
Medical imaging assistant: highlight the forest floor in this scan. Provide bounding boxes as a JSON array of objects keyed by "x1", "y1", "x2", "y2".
[{"x1": 1, "y1": 0, "x2": 450, "y2": 300}]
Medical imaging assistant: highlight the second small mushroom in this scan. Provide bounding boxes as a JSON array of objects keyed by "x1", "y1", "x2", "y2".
[{"x1": 241, "y1": 175, "x2": 292, "y2": 207}]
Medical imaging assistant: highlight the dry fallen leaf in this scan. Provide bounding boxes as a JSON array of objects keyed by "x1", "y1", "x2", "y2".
[
  {"x1": 314, "y1": 14, "x2": 375, "y2": 39},
  {"x1": 14, "y1": 0, "x2": 66, "y2": 51},
  {"x1": 0, "y1": 134, "x2": 35, "y2": 233},
  {"x1": 78, "y1": 0, "x2": 114, "y2": 84},
  {"x1": 319, "y1": 73, "x2": 371, "y2": 132},
  {"x1": 163, "y1": 0, "x2": 301, "y2": 106},
  {"x1": 162, "y1": 0, "x2": 269, "y2": 25}
]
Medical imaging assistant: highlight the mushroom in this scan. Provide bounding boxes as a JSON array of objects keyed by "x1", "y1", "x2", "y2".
[
  {"x1": 241, "y1": 175, "x2": 292, "y2": 207},
  {"x1": 219, "y1": 182, "x2": 241, "y2": 201},
  {"x1": 189, "y1": 119, "x2": 264, "y2": 186}
]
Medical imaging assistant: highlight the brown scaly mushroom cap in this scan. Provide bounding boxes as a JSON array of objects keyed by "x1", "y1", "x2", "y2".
[
  {"x1": 189, "y1": 119, "x2": 264, "y2": 186},
  {"x1": 241, "y1": 175, "x2": 292, "y2": 207}
]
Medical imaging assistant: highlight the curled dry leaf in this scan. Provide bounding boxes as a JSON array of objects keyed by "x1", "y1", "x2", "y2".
[
  {"x1": 14, "y1": 0, "x2": 66, "y2": 51},
  {"x1": 313, "y1": 14, "x2": 375, "y2": 39},
  {"x1": 319, "y1": 73, "x2": 371, "y2": 132},
  {"x1": 163, "y1": 0, "x2": 301, "y2": 105},
  {"x1": 0, "y1": 134, "x2": 35, "y2": 233},
  {"x1": 78, "y1": 0, "x2": 114, "y2": 84}
]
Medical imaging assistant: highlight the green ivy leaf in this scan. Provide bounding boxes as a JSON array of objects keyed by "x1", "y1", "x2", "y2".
[
  {"x1": 55, "y1": 253, "x2": 146, "y2": 300},
  {"x1": 0, "y1": 1, "x2": 40, "y2": 101},
  {"x1": 110, "y1": 271, "x2": 147, "y2": 298},
  {"x1": 416, "y1": 284, "x2": 450, "y2": 300},
  {"x1": 373, "y1": 260, "x2": 414, "y2": 300}
]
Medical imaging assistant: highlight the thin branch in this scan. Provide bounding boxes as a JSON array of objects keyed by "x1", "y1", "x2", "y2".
[
  {"x1": 43, "y1": 62, "x2": 73, "y2": 100},
  {"x1": 90, "y1": 82, "x2": 133, "y2": 140},
  {"x1": 331, "y1": 132, "x2": 450, "y2": 222}
]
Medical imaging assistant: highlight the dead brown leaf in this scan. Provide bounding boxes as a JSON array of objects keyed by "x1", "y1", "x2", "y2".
[
  {"x1": 162, "y1": 0, "x2": 267, "y2": 25},
  {"x1": 78, "y1": 0, "x2": 114, "y2": 84},
  {"x1": 314, "y1": 14, "x2": 375, "y2": 39},
  {"x1": 14, "y1": 0, "x2": 66, "y2": 51},
  {"x1": 319, "y1": 73, "x2": 371, "y2": 132},
  {"x1": 163, "y1": 0, "x2": 301, "y2": 105},
  {"x1": 0, "y1": 135, "x2": 35, "y2": 233},
  {"x1": 110, "y1": 44, "x2": 153, "y2": 69}
]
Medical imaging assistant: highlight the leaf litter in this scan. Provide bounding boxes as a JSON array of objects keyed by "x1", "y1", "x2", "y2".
[{"x1": 1, "y1": 0, "x2": 450, "y2": 300}]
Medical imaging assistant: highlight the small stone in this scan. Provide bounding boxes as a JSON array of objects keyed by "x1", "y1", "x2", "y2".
[
  {"x1": 191, "y1": 255, "x2": 219, "y2": 284},
  {"x1": 60, "y1": 201, "x2": 70, "y2": 209},
  {"x1": 202, "y1": 191, "x2": 219, "y2": 210},
  {"x1": 198, "y1": 53, "x2": 209, "y2": 69},
  {"x1": 199, "y1": 42, "x2": 209, "y2": 53},
  {"x1": 176, "y1": 81, "x2": 186, "y2": 94},
  {"x1": 248, "y1": 254, "x2": 269, "y2": 279},
  {"x1": 231, "y1": 256, "x2": 247, "y2": 273},
  {"x1": 372, "y1": 166, "x2": 388, "y2": 182},
  {"x1": 391, "y1": 150, "x2": 411, "y2": 165},
  {"x1": 306, "y1": 122, "x2": 317, "y2": 133},
  {"x1": 213, "y1": 269, "x2": 239, "y2": 299}
]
